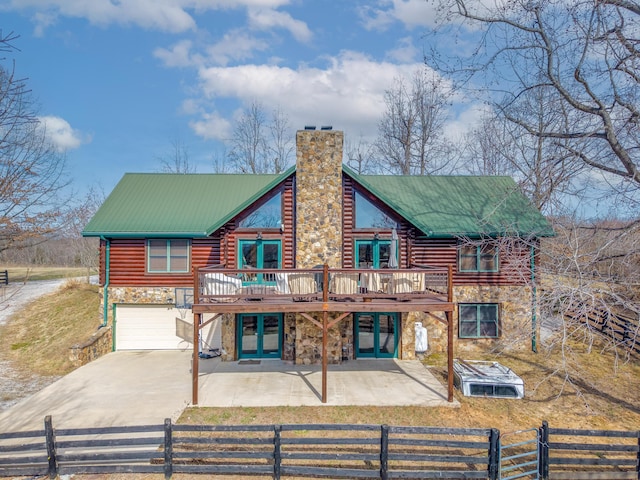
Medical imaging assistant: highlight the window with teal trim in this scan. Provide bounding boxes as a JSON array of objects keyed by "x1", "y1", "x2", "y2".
[
  {"x1": 459, "y1": 243, "x2": 498, "y2": 272},
  {"x1": 459, "y1": 303, "x2": 499, "y2": 338},
  {"x1": 147, "y1": 239, "x2": 189, "y2": 273},
  {"x1": 238, "y1": 239, "x2": 281, "y2": 284},
  {"x1": 355, "y1": 239, "x2": 392, "y2": 268}
]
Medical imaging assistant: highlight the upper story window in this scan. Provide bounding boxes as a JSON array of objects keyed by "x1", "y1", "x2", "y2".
[
  {"x1": 238, "y1": 193, "x2": 282, "y2": 229},
  {"x1": 354, "y1": 191, "x2": 397, "y2": 229},
  {"x1": 147, "y1": 239, "x2": 190, "y2": 273},
  {"x1": 355, "y1": 239, "x2": 392, "y2": 268},
  {"x1": 459, "y1": 243, "x2": 499, "y2": 273}
]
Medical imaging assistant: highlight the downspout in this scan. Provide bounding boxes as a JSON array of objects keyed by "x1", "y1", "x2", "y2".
[
  {"x1": 531, "y1": 243, "x2": 537, "y2": 353},
  {"x1": 100, "y1": 236, "x2": 110, "y2": 328}
]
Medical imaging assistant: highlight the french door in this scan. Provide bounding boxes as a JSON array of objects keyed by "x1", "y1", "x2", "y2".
[
  {"x1": 237, "y1": 313, "x2": 282, "y2": 359},
  {"x1": 355, "y1": 313, "x2": 398, "y2": 358}
]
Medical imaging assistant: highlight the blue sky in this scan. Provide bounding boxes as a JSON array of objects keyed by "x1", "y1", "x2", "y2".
[{"x1": 1, "y1": 0, "x2": 481, "y2": 198}]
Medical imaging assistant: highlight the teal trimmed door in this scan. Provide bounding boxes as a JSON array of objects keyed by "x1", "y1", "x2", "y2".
[
  {"x1": 355, "y1": 313, "x2": 399, "y2": 358},
  {"x1": 238, "y1": 313, "x2": 282, "y2": 359}
]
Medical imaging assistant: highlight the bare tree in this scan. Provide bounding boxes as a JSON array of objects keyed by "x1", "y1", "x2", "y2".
[
  {"x1": 0, "y1": 32, "x2": 70, "y2": 255},
  {"x1": 374, "y1": 69, "x2": 452, "y2": 175},
  {"x1": 228, "y1": 101, "x2": 294, "y2": 174},
  {"x1": 462, "y1": 89, "x2": 584, "y2": 214},
  {"x1": 157, "y1": 137, "x2": 195, "y2": 174},
  {"x1": 344, "y1": 136, "x2": 377, "y2": 174},
  {"x1": 431, "y1": 0, "x2": 640, "y2": 202}
]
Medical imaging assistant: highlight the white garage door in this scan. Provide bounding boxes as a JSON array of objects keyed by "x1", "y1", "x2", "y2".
[{"x1": 114, "y1": 304, "x2": 222, "y2": 351}]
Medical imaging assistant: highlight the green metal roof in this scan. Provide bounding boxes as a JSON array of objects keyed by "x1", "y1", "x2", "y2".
[
  {"x1": 83, "y1": 169, "x2": 293, "y2": 237},
  {"x1": 348, "y1": 166, "x2": 554, "y2": 238},
  {"x1": 84, "y1": 165, "x2": 553, "y2": 238}
]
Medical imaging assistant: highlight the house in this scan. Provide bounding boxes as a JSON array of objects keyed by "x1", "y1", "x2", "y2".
[{"x1": 83, "y1": 129, "x2": 553, "y2": 401}]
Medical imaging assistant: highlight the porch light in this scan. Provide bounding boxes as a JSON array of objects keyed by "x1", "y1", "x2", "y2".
[{"x1": 256, "y1": 232, "x2": 262, "y2": 240}]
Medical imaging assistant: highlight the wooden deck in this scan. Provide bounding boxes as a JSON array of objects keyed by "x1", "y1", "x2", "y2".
[
  {"x1": 192, "y1": 264, "x2": 454, "y2": 314},
  {"x1": 190, "y1": 264, "x2": 456, "y2": 405}
]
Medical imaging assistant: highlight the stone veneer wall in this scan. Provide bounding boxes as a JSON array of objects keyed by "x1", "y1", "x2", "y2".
[
  {"x1": 295, "y1": 129, "x2": 344, "y2": 268},
  {"x1": 293, "y1": 129, "x2": 346, "y2": 365},
  {"x1": 69, "y1": 326, "x2": 112, "y2": 367},
  {"x1": 101, "y1": 286, "x2": 176, "y2": 311},
  {"x1": 414, "y1": 285, "x2": 534, "y2": 355}
]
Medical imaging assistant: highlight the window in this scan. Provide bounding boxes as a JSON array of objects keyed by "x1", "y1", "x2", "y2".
[
  {"x1": 355, "y1": 239, "x2": 392, "y2": 268},
  {"x1": 238, "y1": 193, "x2": 282, "y2": 229},
  {"x1": 354, "y1": 191, "x2": 397, "y2": 229},
  {"x1": 147, "y1": 239, "x2": 189, "y2": 273},
  {"x1": 459, "y1": 303, "x2": 499, "y2": 338},
  {"x1": 469, "y1": 384, "x2": 519, "y2": 398},
  {"x1": 459, "y1": 243, "x2": 498, "y2": 272},
  {"x1": 238, "y1": 239, "x2": 281, "y2": 284}
]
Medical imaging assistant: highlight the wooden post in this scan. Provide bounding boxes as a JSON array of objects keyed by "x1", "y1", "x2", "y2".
[
  {"x1": 380, "y1": 424, "x2": 389, "y2": 480},
  {"x1": 44, "y1": 415, "x2": 57, "y2": 479},
  {"x1": 446, "y1": 264, "x2": 454, "y2": 403},
  {"x1": 539, "y1": 421, "x2": 549, "y2": 480},
  {"x1": 322, "y1": 263, "x2": 329, "y2": 404},
  {"x1": 488, "y1": 428, "x2": 500, "y2": 480},
  {"x1": 446, "y1": 310, "x2": 454, "y2": 402},
  {"x1": 273, "y1": 425, "x2": 282, "y2": 480},
  {"x1": 192, "y1": 312, "x2": 200, "y2": 405},
  {"x1": 163, "y1": 418, "x2": 173, "y2": 480}
]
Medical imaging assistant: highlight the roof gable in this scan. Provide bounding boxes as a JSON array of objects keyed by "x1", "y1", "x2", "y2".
[
  {"x1": 83, "y1": 168, "x2": 293, "y2": 237},
  {"x1": 346, "y1": 166, "x2": 554, "y2": 238}
]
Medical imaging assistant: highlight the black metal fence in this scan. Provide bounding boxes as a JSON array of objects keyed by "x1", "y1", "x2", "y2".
[
  {"x1": 0, "y1": 270, "x2": 7, "y2": 285},
  {"x1": 0, "y1": 417, "x2": 638, "y2": 479}
]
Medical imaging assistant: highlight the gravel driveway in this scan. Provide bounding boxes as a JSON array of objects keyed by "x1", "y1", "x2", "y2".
[{"x1": 0, "y1": 278, "x2": 94, "y2": 411}]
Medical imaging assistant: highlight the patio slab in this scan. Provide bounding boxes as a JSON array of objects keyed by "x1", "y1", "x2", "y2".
[{"x1": 197, "y1": 358, "x2": 458, "y2": 407}]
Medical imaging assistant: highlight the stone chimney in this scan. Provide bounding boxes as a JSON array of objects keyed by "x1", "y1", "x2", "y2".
[{"x1": 295, "y1": 129, "x2": 344, "y2": 268}]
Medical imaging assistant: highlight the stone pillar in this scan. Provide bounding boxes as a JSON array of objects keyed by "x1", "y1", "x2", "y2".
[{"x1": 295, "y1": 129, "x2": 344, "y2": 268}]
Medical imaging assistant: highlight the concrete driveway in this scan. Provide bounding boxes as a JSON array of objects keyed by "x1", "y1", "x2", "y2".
[{"x1": 0, "y1": 351, "x2": 456, "y2": 433}]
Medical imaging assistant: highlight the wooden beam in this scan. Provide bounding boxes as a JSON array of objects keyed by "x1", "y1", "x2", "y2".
[
  {"x1": 322, "y1": 309, "x2": 328, "y2": 403},
  {"x1": 192, "y1": 312, "x2": 200, "y2": 406},
  {"x1": 300, "y1": 312, "x2": 322, "y2": 329},
  {"x1": 200, "y1": 312, "x2": 223, "y2": 329},
  {"x1": 328, "y1": 312, "x2": 351, "y2": 330},
  {"x1": 446, "y1": 310, "x2": 454, "y2": 402}
]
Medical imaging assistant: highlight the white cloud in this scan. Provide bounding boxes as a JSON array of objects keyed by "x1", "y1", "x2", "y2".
[
  {"x1": 359, "y1": 0, "x2": 439, "y2": 31},
  {"x1": 38, "y1": 115, "x2": 89, "y2": 152},
  {"x1": 191, "y1": 51, "x2": 428, "y2": 141},
  {"x1": 386, "y1": 36, "x2": 420, "y2": 63},
  {"x1": 8, "y1": 0, "x2": 296, "y2": 34},
  {"x1": 205, "y1": 30, "x2": 271, "y2": 66},
  {"x1": 247, "y1": 7, "x2": 312, "y2": 42},
  {"x1": 443, "y1": 103, "x2": 490, "y2": 140},
  {"x1": 153, "y1": 39, "x2": 197, "y2": 68},
  {"x1": 189, "y1": 111, "x2": 233, "y2": 141}
]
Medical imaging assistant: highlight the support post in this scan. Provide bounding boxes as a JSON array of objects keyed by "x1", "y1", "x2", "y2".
[
  {"x1": 380, "y1": 424, "x2": 389, "y2": 480},
  {"x1": 321, "y1": 264, "x2": 329, "y2": 404},
  {"x1": 488, "y1": 428, "x2": 500, "y2": 480},
  {"x1": 273, "y1": 425, "x2": 282, "y2": 480},
  {"x1": 192, "y1": 312, "x2": 200, "y2": 405},
  {"x1": 446, "y1": 309, "x2": 454, "y2": 402},
  {"x1": 44, "y1": 415, "x2": 57, "y2": 479},
  {"x1": 539, "y1": 420, "x2": 549, "y2": 480},
  {"x1": 163, "y1": 418, "x2": 173, "y2": 480}
]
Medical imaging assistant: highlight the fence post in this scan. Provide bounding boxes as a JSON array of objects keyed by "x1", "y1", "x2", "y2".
[
  {"x1": 488, "y1": 428, "x2": 500, "y2": 480},
  {"x1": 273, "y1": 425, "x2": 282, "y2": 480},
  {"x1": 164, "y1": 418, "x2": 173, "y2": 480},
  {"x1": 635, "y1": 430, "x2": 639, "y2": 480},
  {"x1": 380, "y1": 424, "x2": 389, "y2": 480},
  {"x1": 44, "y1": 416, "x2": 58, "y2": 479},
  {"x1": 539, "y1": 421, "x2": 549, "y2": 480}
]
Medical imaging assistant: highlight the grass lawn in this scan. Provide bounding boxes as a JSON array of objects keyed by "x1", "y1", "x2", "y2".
[{"x1": 0, "y1": 272, "x2": 638, "y2": 432}]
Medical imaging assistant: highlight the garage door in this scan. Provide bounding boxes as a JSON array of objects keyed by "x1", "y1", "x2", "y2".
[{"x1": 114, "y1": 304, "x2": 221, "y2": 351}]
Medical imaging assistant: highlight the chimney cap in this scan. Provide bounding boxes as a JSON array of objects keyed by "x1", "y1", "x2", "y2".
[
  {"x1": 304, "y1": 125, "x2": 316, "y2": 130},
  {"x1": 320, "y1": 125, "x2": 333, "y2": 130}
]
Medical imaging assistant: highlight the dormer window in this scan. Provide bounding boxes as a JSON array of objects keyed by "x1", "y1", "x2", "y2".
[
  {"x1": 238, "y1": 192, "x2": 282, "y2": 229},
  {"x1": 354, "y1": 191, "x2": 397, "y2": 229}
]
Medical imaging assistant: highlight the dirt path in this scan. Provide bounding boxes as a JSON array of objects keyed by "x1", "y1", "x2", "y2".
[{"x1": 0, "y1": 279, "x2": 83, "y2": 411}]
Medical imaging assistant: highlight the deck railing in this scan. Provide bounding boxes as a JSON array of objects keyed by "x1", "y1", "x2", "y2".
[{"x1": 194, "y1": 264, "x2": 451, "y2": 304}]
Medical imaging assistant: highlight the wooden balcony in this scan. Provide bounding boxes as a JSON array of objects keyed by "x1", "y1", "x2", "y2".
[{"x1": 192, "y1": 264, "x2": 454, "y2": 314}]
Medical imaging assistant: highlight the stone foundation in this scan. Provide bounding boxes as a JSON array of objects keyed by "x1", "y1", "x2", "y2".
[
  {"x1": 417, "y1": 285, "x2": 534, "y2": 355},
  {"x1": 69, "y1": 326, "x2": 112, "y2": 367},
  {"x1": 101, "y1": 286, "x2": 177, "y2": 312}
]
